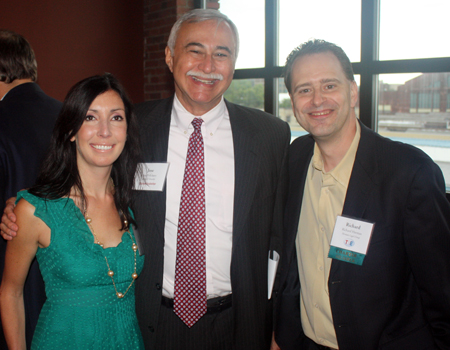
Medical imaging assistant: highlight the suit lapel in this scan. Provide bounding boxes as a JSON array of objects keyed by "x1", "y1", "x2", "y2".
[
  {"x1": 135, "y1": 98, "x2": 173, "y2": 243},
  {"x1": 286, "y1": 136, "x2": 315, "y2": 247},
  {"x1": 137, "y1": 98, "x2": 172, "y2": 163},
  {"x1": 226, "y1": 101, "x2": 260, "y2": 249},
  {"x1": 329, "y1": 122, "x2": 379, "y2": 276},
  {"x1": 289, "y1": 123, "x2": 379, "y2": 229},
  {"x1": 341, "y1": 122, "x2": 379, "y2": 219}
]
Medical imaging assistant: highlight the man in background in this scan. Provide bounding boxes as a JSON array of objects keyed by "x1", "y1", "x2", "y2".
[
  {"x1": 273, "y1": 39, "x2": 450, "y2": 349},
  {"x1": 0, "y1": 29, "x2": 61, "y2": 349}
]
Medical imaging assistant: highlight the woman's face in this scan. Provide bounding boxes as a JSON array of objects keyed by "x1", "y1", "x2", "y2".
[{"x1": 71, "y1": 90, "x2": 127, "y2": 172}]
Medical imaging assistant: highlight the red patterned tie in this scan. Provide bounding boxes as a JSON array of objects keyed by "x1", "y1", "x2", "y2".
[{"x1": 174, "y1": 118, "x2": 207, "y2": 327}]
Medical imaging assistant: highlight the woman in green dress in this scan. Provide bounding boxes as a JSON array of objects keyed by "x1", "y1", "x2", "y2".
[{"x1": 0, "y1": 74, "x2": 144, "y2": 349}]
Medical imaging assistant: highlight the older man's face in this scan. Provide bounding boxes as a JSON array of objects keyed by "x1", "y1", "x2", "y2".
[{"x1": 165, "y1": 19, "x2": 236, "y2": 116}]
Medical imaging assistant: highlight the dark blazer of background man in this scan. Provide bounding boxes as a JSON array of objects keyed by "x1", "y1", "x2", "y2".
[
  {"x1": 0, "y1": 30, "x2": 61, "y2": 349},
  {"x1": 133, "y1": 9, "x2": 289, "y2": 350},
  {"x1": 274, "y1": 40, "x2": 450, "y2": 350}
]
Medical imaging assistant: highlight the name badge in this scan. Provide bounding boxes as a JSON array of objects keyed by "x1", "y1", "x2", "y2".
[
  {"x1": 328, "y1": 216, "x2": 375, "y2": 266},
  {"x1": 134, "y1": 163, "x2": 169, "y2": 191}
]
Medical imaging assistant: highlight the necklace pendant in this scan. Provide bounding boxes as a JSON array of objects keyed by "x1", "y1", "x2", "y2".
[{"x1": 85, "y1": 211, "x2": 137, "y2": 300}]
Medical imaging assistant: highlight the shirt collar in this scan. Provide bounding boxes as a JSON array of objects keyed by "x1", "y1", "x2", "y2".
[
  {"x1": 172, "y1": 94, "x2": 228, "y2": 136},
  {"x1": 1, "y1": 89, "x2": 9, "y2": 101},
  {"x1": 311, "y1": 120, "x2": 361, "y2": 187}
]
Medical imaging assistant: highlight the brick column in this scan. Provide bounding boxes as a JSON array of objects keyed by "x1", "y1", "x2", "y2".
[
  {"x1": 206, "y1": 0, "x2": 219, "y2": 9},
  {"x1": 143, "y1": 0, "x2": 192, "y2": 100}
]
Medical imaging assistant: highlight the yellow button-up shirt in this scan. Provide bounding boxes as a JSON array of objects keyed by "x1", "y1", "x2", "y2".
[{"x1": 295, "y1": 122, "x2": 361, "y2": 349}]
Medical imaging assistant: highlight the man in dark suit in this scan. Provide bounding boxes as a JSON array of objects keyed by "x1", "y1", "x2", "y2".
[
  {"x1": 132, "y1": 9, "x2": 289, "y2": 350},
  {"x1": 0, "y1": 30, "x2": 61, "y2": 349},
  {"x1": 273, "y1": 39, "x2": 450, "y2": 350}
]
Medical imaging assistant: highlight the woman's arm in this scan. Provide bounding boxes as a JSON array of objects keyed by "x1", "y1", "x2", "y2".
[{"x1": 0, "y1": 198, "x2": 49, "y2": 350}]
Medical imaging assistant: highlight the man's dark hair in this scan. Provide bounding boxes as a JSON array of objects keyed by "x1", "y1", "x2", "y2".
[
  {"x1": 284, "y1": 39, "x2": 354, "y2": 94},
  {"x1": 0, "y1": 30, "x2": 38, "y2": 83},
  {"x1": 29, "y1": 73, "x2": 140, "y2": 230}
]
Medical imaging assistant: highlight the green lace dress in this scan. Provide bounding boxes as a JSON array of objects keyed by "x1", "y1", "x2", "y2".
[{"x1": 17, "y1": 191, "x2": 145, "y2": 350}]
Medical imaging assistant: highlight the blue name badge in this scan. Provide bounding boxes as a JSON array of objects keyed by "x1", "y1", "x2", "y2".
[{"x1": 328, "y1": 216, "x2": 375, "y2": 266}]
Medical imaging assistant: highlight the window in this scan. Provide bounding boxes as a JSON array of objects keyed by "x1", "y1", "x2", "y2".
[
  {"x1": 220, "y1": 0, "x2": 450, "y2": 192},
  {"x1": 377, "y1": 73, "x2": 450, "y2": 190},
  {"x1": 219, "y1": 0, "x2": 265, "y2": 69},
  {"x1": 379, "y1": 0, "x2": 450, "y2": 61},
  {"x1": 224, "y1": 79, "x2": 264, "y2": 109},
  {"x1": 279, "y1": 0, "x2": 361, "y2": 64}
]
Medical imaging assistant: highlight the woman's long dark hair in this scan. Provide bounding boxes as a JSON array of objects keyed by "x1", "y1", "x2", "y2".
[{"x1": 29, "y1": 73, "x2": 140, "y2": 230}]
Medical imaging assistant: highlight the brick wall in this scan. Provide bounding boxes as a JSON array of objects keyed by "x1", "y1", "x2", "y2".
[
  {"x1": 143, "y1": 0, "x2": 191, "y2": 100},
  {"x1": 143, "y1": 0, "x2": 221, "y2": 101}
]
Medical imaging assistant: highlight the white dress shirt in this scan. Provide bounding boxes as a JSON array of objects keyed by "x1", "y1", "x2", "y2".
[{"x1": 162, "y1": 95, "x2": 235, "y2": 298}]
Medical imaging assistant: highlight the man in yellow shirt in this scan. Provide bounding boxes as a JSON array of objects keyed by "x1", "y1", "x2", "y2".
[{"x1": 273, "y1": 39, "x2": 450, "y2": 350}]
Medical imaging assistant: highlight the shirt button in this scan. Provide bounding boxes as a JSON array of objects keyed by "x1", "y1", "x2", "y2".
[
  {"x1": 315, "y1": 303, "x2": 319, "y2": 309},
  {"x1": 321, "y1": 227, "x2": 325, "y2": 232},
  {"x1": 319, "y1": 266, "x2": 324, "y2": 271}
]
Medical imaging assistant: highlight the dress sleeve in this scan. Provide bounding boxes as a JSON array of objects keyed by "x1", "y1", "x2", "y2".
[{"x1": 16, "y1": 190, "x2": 55, "y2": 229}]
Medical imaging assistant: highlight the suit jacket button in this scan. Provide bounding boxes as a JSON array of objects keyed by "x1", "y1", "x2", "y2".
[
  {"x1": 148, "y1": 325, "x2": 155, "y2": 332},
  {"x1": 155, "y1": 283, "x2": 161, "y2": 290}
]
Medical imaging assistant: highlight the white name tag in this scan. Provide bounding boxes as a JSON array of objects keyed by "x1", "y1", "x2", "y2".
[
  {"x1": 134, "y1": 163, "x2": 169, "y2": 191},
  {"x1": 328, "y1": 216, "x2": 375, "y2": 265}
]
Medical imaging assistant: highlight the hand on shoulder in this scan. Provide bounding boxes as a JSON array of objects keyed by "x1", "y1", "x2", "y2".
[{"x1": 1, "y1": 196, "x2": 18, "y2": 240}]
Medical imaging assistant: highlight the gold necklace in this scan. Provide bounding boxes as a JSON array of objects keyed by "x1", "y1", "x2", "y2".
[{"x1": 85, "y1": 213, "x2": 138, "y2": 299}]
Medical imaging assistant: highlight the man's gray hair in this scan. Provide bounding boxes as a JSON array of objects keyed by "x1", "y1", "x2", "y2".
[{"x1": 167, "y1": 9, "x2": 239, "y2": 59}]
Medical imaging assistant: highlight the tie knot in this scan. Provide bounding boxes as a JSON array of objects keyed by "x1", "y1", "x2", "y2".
[{"x1": 192, "y1": 118, "x2": 203, "y2": 132}]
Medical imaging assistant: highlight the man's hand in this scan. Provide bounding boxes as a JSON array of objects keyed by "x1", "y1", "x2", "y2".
[{"x1": 1, "y1": 197, "x2": 18, "y2": 240}]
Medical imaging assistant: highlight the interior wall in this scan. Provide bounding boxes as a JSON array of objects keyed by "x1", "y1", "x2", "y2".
[{"x1": 2, "y1": 0, "x2": 144, "y2": 103}]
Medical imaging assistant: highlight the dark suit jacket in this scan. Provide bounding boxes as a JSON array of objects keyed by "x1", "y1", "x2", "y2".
[
  {"x1": 133, "y1": 97, "x2": 290, "y2": 349},
  {"x1": 275, "y1": 122, "x2": 450, "y2": 350},
  {"x1": 0, "y1": 82, "x2": 61, "y2": 349}
]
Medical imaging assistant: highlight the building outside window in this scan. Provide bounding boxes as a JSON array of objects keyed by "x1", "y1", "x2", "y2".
[{"x1": 217, "y1": 0, "x2": 450, "y2": 191}]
